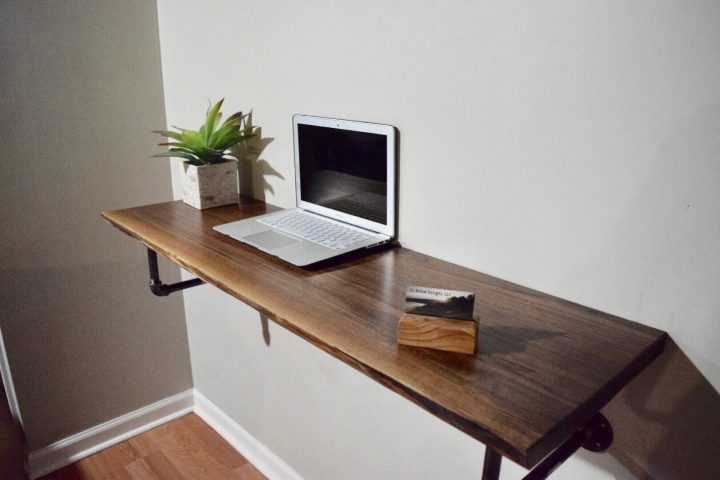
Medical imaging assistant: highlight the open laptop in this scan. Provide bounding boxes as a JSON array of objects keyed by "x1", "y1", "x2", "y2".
[{"x1": 213, "y1": 114, "x2": 396, "y2": 267}]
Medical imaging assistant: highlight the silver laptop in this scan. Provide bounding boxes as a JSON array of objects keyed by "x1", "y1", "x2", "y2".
[{"x1": 214, "y1": 114, "x2": 396, "y2": 266}]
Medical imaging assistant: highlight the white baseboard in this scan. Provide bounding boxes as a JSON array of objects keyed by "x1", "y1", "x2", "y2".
[
  {"x1": 193, "y1": 390, "x2": 303, "y2": 480},
  {"x1": 28, "y1": 389, "x2": 194, "y2": 479},
  {"x1": 28, "y1": 389, "x2": 301, "y2": 480}
]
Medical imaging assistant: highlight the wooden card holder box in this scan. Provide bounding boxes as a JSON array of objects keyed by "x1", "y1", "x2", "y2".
[{"x1": 397, "y1": 313, "x2": 478, "y2": 355}]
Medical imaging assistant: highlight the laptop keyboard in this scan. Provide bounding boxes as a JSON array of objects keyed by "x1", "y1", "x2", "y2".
[{"x1": 258, "y1": 211, "x2": 375, "y2": 250}]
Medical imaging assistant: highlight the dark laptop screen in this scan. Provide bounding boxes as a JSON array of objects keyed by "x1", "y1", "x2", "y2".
[{"x1": 298, "y1": 124, "x2": 388, "y2": 225}]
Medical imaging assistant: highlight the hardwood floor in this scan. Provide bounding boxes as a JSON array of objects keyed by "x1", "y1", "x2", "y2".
[{"x1": 40, "y1": 414, "x2": 267, "y2": 480}]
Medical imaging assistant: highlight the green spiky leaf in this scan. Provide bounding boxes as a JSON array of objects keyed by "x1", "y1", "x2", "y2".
[
  {"x1": 152, "y1": 99, "x2": 256, "y2": 165},
  {"x1": 152, "y1": 150, "x2": 199, "y2": 162},
  {"x1": 153, "y1": 130, "x2": 183, "y2": 142},
  {"x1": 203, "y1": 99, "x2": 224, "y2": 142}
]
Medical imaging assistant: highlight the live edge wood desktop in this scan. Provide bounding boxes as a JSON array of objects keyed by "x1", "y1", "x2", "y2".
[{"x1": 102, "y1": 198, "x2": 667, "y2": 480}]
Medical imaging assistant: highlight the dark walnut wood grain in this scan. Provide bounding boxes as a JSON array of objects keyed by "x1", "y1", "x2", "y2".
[{"x1": 102, "y1": 199, "x2": 667, "y2": 469}]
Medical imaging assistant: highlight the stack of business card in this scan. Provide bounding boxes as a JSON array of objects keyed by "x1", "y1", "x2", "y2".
[
  {"x1": 404, "y1": 286, "x2": 475, "y2": 320},
  {"x1": 398, "y1": 286, "x2": 477, "y2": 355}
]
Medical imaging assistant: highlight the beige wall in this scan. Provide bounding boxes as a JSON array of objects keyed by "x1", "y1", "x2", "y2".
[
  {"x1": 0, "y1": 0, "x2": 192, "y2": 450},
  {"x1": 158, "y1": 1, "x2": 720, "y2": 479}
]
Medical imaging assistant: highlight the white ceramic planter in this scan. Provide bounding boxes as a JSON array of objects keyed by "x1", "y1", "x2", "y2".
[{"x1": 181, "y1": 161, "x2": 238, "y2": 209}]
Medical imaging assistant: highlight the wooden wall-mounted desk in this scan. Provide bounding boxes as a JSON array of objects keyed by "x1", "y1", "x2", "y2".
[{"x1": 102, "y1": 199, "x2": 666, "y2": 479}]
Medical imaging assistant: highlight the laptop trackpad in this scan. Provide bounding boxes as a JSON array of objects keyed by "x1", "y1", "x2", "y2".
[{"x1": 244, "y1": 230, "x2": 300, "y2": 251}]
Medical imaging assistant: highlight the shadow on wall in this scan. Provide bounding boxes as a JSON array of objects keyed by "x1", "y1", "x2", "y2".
[
  {"x1": 601, "y1": 338, "x2": 720, "y2": 479},
  {"x1": 232, "y1": 125, "x2": 284, "y2": 202},
  {"x1": 260, "y1": 314, "x2": 271, "y2": 346},
  {"x1": 232, "y1": 125, "x2": 282, "y2": 347},
  {"x1": 549, "y1": 101, "x2": 720, "y2": 478}
]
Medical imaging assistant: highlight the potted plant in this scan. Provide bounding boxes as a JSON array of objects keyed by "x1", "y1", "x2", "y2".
[{"x1": 153, "y1": 99, "x2": 257, "y2": 209}]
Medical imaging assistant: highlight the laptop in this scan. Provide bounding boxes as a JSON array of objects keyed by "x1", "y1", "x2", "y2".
[{"x1": 213, "y1": 114, "x2": 396, "y2": 267}]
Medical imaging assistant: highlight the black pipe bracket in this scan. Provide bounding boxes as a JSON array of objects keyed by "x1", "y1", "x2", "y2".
[
  {"x1": 146, "y1": 248, "x2": 204, "y2": 296},
  {"x1": 482, "y1": 413, "x2": 613, "y2": 480}
]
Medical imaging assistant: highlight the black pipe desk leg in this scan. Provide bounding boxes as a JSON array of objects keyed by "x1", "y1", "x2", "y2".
[
  {"x1": 523, "y1": 414, "x2": 613, "y2": 480},
  {"x1": 146, "y1": 248, "x2": 204, "y2": 296},
  {"x1": 482, "y1": 448, "x2": 502, "y2": 480},
  {"x1": 147, "y1": 248, "x2": 161, "y2": 284},
  {"x1": 480, "y1": 415, "x2": 612, "y2": 480}
]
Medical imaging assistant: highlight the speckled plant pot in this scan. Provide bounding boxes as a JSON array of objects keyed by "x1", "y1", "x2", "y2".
[{"x1": 182, "y1": 161, "x2": 238, "y2": 209}]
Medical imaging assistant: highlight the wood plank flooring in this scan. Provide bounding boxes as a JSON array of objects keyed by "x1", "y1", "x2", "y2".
[{"x1": 40, "y1": 414, "x2": 267, "y2": 480}]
